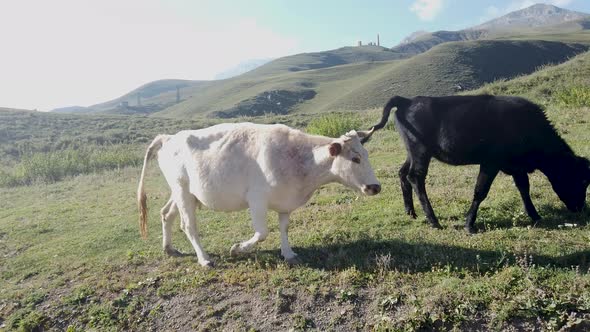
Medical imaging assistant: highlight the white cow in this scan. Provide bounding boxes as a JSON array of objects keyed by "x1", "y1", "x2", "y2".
[{"x1": 137, "y1": 122, "x2": 379, "y2": 267}]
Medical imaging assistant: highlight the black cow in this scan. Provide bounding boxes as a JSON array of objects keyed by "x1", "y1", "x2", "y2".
[{"x1": 367, "y1": 95, "x2": 590, "y2": 233}]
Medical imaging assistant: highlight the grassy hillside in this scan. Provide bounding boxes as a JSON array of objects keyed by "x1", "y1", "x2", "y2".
[
  {"x1": 391, "y1": 29, "x2": 487, "y2": 55},
  {"x1": 54, "y1": 79, "x2": 212, "y2": 115},
  {"x1": 329, "y1": 40, "x2": 588, "y2": 111},
  {"x1": 62, "y1": 46, "x2": 404, "y2": 117},
  {"x1": 469, "y1": 48, "x2": 590, "y2": 101},
  {"x1": 1, "y1": 57, "x2": 590, "y2": 329},
  {"x1": 0, "y1": 109, "x2": 204, "y2": 160},
  {"x1": 242, "y1": 45, "x2": 406, "y2": 78},
  {"x1": 156, "y1": 40, "x2": 587, "y2": 119},
  {"x1": 155, "y1": 60, "x2": 396, "y2": 118}
]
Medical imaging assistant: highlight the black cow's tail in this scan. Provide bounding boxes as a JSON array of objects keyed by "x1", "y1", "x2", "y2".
[{"x1": 371, "y1": 96, "x2": 411, "y2": 131}]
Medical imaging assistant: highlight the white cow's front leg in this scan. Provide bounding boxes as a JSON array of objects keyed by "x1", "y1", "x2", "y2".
[
  {"x1": 230, "y1": 197, "x2": 269, "y2": 256},
  {"x1": 279, "y1": 212, "x2": 300, "y2": 265}
]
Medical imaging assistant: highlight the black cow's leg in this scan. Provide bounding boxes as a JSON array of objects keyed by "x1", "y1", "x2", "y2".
[
  {"x1": 407, "y1": 156, "x2": 442, "y2": 229},
  {"x1": 399, "y1": 158, "x2": 417, "y2": 218},
  {"x1": 465, "y1": 165, "x2": 499, "y2": 234},
  {"x1": 512, "y1": 172, "x2": 541, "y2": 221}
]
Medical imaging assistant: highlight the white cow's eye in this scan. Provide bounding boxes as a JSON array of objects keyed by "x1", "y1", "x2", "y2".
[{"x1": 352, "y1": 157, "x2": 361, "y2": 164}]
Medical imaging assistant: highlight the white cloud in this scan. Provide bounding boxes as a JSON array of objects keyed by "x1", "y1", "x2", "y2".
[
  {"x1": 485, "y1": 5, "x2": 501, "y2": 18},
  {"x1": 551, "y1": 0, "x2": 573, "y2": 6},
  {"x1": 410, "y1": 0, "x2": 444, "y2": 21}
]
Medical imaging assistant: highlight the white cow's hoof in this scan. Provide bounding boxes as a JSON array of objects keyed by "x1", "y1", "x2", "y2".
[
  {"x1": 230, "y1": 243, "x2": 242, "y2": 257},
  {"x1": 285, "y1": 255, "x2": 302, "y2": 266},
  {"x1": 200, "y1": 260, "x2": 215, "y2": 268}
]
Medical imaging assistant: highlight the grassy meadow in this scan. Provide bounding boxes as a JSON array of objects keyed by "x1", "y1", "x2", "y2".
[{"x1": 2, "y1": 54, "x2": 590, "y2": 331}]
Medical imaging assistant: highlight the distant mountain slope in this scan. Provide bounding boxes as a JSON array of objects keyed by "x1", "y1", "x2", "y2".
[
  {"x1": 149, "y1": 46, "x2": 408, "y2": 119},
  {"x1": 155, "y1": 39, "x2": 587, "y2": 119},
  {"x1": 214, "y1": 59, "x2": 273, "y2": 80},
  {"x1": 392, "y1": 30, "x2": 488, "y2": 55},
  {"x1": 474, "y1": 4, "x2": 589, "y2": 31},
  {"x1": 156, "y1": 60, "x2": 395, "y2": 119},
  {"x1": 0, "y1": 107, "x2": 34, "y2": 113},
  {"x1": 242, "y1": 45, "x2": 407, "y2": 78},
  {"x1": 51, "y1": 106, "x2": 94, "y2": 114},
  {"x1": 540, "y1": 17, "x2": 590, "y2": 33},
  {"x1": 329, "y1": 40, "x2": 588, "y2": 111},
  {"x1": 392, "y1": 3, "x2": 590, "y2": 57},
  {"x1": 399, "y1": 30, "x2": 429, "y2": 44},
  {"x1": 77, "y1": 79, "x2": 211, "y2": 114},
  {"x1": 54, "y1": 46, "x2": 405, "y2": 116}
]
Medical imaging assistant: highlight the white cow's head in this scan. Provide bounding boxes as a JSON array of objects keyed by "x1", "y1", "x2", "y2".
[{"x1": 329, "y1": 129, "x2": 381, "y2": 195}]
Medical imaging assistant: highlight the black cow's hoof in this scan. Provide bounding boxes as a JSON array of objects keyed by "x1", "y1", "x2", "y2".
[
  {"x1": 464, "y1": 226, "x2": 478, "y2": 234},
  {"x1": 407, "y1": 210, "x2": 418, "y2": 219},
  {"x1": 430, "y1": 222, "x2": 443, "y2": 230},
  {"x1": 285, "y1": 256, "x2": 302, "y2": 266}
]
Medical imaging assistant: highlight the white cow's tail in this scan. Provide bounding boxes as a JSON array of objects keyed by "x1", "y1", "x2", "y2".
[{"x1": 137, "y1": 135, "x2": 168, "y2": 239}]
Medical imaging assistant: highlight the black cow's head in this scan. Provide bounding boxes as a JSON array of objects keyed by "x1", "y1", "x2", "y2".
[{"x1": 552, "y1": 156, "x2": 590, "y2": 212}]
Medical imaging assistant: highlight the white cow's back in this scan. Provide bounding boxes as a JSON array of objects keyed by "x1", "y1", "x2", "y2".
[{"x1": 157, "y1": 123, "x2": 332, "y2": 213}]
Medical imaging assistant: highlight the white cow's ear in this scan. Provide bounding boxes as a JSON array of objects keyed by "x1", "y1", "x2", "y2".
[{"x1": 329, "y1": 142, "x2": 342, "y2": 156}]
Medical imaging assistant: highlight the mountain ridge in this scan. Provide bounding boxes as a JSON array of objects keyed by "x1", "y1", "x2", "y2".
[
  {"x1": 393, "y1": 3, "x2": 590, "y2": 56},
  {"x1": 474, "y1": 3, "x2": 589, "y2": 31}
]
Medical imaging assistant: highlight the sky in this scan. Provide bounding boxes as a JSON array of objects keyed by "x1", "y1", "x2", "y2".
[{"x1": 1, "y1": 0, "x2": 589, "y2": 111}]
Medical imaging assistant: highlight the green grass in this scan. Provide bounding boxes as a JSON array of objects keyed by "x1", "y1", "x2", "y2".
[
  {"x1": 305, "y1": 113, "x2": 363, "y2": 137},
  {"x1": 1, "y1": 121, "x2": 589, "y2": 330},
  {"x1": 554, "y1": 86, "x2": 590, "y2": 108},
  {"x1": 1, "y1": 111, "x2": 590, "y2": 330},
  {"x1": 1, "y1": 53, "x2": 590, "y2": 330},
  {"x1": 0, "y1": 145, "x2": 142, "y2": 187}
]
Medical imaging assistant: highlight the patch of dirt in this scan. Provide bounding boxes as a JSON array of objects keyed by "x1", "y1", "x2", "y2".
[
  {"x1": 10, "y1": 260, "x2": 581, "y2": 331},
  {"x1": 32, "y1": 270, "x2": 381, "y2": 331},
  {"x1": 146, "y1": 284, "x2": 376, "y2": 331}
]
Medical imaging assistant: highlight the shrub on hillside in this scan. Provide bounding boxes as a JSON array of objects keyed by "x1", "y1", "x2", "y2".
[
  {"x1": 1, "y1": 145, "x2": 142, "y2": 187},
  {"x1": 306, "y1": 113, "x2": 363, "y2": 138}
]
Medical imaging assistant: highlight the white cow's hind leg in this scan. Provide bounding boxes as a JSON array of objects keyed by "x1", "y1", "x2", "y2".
[
  {"x1": 175, "y1": 189, "x2": 213, "y2": 267},
  {"x1": 230, "y1": 197, "x2": 269, "y2": 256},
  {"x1": 279, "y1": 212, "x2": 300, "y2": 265},
  {"x1": 160, "y1": 198, "x2": 182, "y2": 256}
]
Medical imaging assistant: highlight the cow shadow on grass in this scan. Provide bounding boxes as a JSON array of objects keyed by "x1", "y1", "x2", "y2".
[
  {"x1": 221, "y1": 204, "x2": 590, "y2": 273},
  {"x1": 450, "y1": 204, "x2": 589, "y2": 232},
  {"x1": 282, "y1": 239, "x2": 590, "y2": 274}
]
